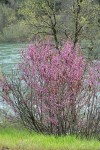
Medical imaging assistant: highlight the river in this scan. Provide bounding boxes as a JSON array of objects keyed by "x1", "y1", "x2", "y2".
[
  {"x1": 0, "y1": 43, "x2": 28, "y2": 115},
  {"x1": 0, "y1": 43, "x2": 28, "y2": 74}
]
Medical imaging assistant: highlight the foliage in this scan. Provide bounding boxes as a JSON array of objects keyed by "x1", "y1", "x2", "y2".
[
  {"x1": 65, "y1": 0, "x2": 100, "y2": 41},
  {"x1": 0, "y1": 39, "x2": 100, "y2": 137},
  {"x1": 0, "y1": 0, "x2": 100, "y2": 60},
  {"x1": 0, "y1": 3, "x2": 16, "y2": 33},
  {"x1": 19, "y1": 0, "x2": 100, "y2": 42},
  {"x1": 19, "y1": 0, "x2": 61, "y2": 48},
  {"x1": 2, "y1": 21, "x2": 30, "y2": 42},
  {"x1": 18, "y1": 0, "x2": 100, "y2": 59},
  {"x1": 0, "y1": 1, "x2": 30, "y2": 42}
]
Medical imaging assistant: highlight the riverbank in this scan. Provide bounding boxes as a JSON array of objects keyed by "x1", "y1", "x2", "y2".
[{"x1": 0, "y1": 127, "x2": 99, "y2": 150}]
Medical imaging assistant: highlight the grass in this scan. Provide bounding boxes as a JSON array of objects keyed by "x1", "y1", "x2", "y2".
[{"x1": 0, "y1": 127, "x2": 100, "y2": 150}]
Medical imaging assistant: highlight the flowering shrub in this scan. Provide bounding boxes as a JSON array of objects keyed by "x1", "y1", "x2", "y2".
[{"x1": 0, "y1": 39, "x2": 100, "y2": 136}]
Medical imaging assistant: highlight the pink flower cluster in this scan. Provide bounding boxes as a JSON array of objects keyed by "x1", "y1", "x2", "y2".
[{"x1": 19, "y1": 39, "x2": 85, "y2": 126}]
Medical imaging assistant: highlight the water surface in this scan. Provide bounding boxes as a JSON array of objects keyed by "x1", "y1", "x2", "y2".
[{"x1": 0, "y1": 43, "x2": 27, "y2": 74}]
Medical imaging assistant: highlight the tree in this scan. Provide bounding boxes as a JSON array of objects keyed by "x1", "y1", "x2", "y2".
[
  {"x1": 61, "y1": 0, "x2": 100, "y2": 43},
  {"x1": 0, "y1": 3, "x2": 16, "y2": 33},
  {"x1": 0, "y1": 39, "x2": 100, "y2": 136},
  {"x1": 19, "y1": 0, "x2": 61, "y2": 48},
  {"x1": 18, "y1": 0, "x2": 100, "y2": 60}
]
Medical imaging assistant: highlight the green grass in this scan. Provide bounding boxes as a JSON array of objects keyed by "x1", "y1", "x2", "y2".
[{"x1": 0, "y1": 127, "x2": 99, "y2": 150}]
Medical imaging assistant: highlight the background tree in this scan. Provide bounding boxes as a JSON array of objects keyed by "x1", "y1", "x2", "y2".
[
  {"x1": 0, "y1": 0, "x2": 29, "y2": 42},
  {"x1": 19, "y1": 0, "x2": 62, "y2": 48},
  {"x1": 0, "y1": 0, "x2": 100, "y2": 58},
  {"x1": 61, "y1": 0, "x2": 100, "y2": 59},
  {"x1": 19, "y1": 0, "x2": 100, "y2": 59}
]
